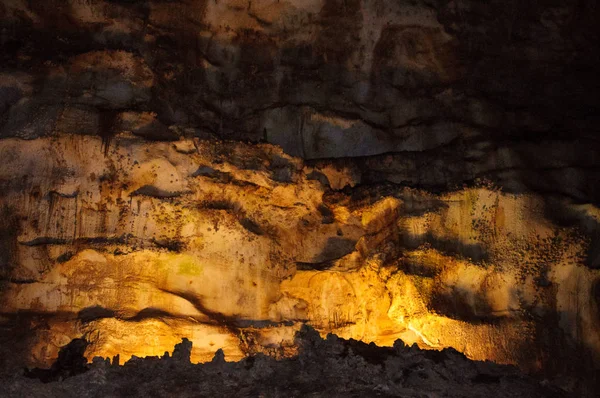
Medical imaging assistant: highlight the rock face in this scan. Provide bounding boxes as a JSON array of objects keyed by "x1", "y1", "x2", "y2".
[
  {"x1": 1, "y1": 0, "x2": 599, "y2": 201},
  {"x1": 0, "y1": 135, "x2": 598, "y2": 395},
  {"x1": 0, "y1": 0, "x2": 599, "y2": 396}
]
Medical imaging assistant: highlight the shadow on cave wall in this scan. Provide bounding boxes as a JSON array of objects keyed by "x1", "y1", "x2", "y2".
[
  {"x1": 519, "y1": 308, "x2": 600, "y2": 396},
  {"x1": 542, "y1": 196, "x2": 600, "y2": 269},
  {"x1": 0, "y1": 205, "x2": 19, "y2": 282},
  {"x1": 401, "y1": 231, "x2": 489, "y2": 263},
  {"x1": 296, "y1": 237, "x2": 358, "y2": 270},
  {"x1": 1, "y1": 0, "x2": 598, "y2": 197}
]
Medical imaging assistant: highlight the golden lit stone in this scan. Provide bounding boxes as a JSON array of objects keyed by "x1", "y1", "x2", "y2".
[{"x1": 0, "y1": 136, "x2": 598, "y2": 378}]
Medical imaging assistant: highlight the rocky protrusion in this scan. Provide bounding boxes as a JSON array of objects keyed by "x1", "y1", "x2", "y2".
[
  {"x1": 211, "y1": 349, "x2": 226, "y2": 365},
  {"x1": 6, "y1": 328, "x2": 564, "y2": 397},
  {"x1": 24, "y1": 338, "x2": 89, "y2": 383},
  {"x1": 172, "y1": 338, "x2": 192, "y2": 364}
]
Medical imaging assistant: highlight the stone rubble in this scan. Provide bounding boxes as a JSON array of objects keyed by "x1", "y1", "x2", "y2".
[{"x1": 12, "y1": 326, "x2": 564, "y2": 398}]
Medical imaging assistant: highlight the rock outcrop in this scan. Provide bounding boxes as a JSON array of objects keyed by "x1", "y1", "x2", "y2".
[{"x1": 4, "y1": 327, "x2": 563, "y2": 397}]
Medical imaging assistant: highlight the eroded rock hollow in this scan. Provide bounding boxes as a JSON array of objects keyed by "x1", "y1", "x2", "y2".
[{"x1": 1, "y1": 0, "x2": 599, "y2": 395}]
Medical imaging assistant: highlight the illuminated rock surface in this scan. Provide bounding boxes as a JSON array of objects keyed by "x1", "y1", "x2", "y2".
[
  {"x1": 0, "y1": 135, "x2": 598, "y2": 396},
  {"x1": 0, "y1": 0, "x2": 599, "y2": 396}
]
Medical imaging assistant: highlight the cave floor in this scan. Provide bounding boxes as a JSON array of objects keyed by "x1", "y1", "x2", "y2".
[{"x1": 1, "y1": 327, "x2": 567, "y2": 398}]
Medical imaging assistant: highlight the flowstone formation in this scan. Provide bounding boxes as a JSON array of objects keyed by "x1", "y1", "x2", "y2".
[
  {"x1": 6, "y1": 327, "x2": 563, "y2": 397},
  {"x1": 1, "y1": 0, "x2": 600, "y2": 396}
]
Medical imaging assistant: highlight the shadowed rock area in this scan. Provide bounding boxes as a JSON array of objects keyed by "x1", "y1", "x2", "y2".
[
  {"x1": 7, "y1": 326, "x2": 563, "y2": 397},
  {"x1": 1, "y1": 0, "x2": 599, "y2": 202}
]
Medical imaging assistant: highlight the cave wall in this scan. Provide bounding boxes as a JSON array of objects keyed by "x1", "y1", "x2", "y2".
[
  {"x1": 1, "y1": 0, "x2": 600, "y2": 393},
  {"x1": 1, "y1": 136, "x2": 598, "y2": 389},
  {"x1": 2, "y1": 0, "x2": 599, "y2": 201}
]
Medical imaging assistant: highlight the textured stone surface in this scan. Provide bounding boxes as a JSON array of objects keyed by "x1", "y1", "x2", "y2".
[
  {"x1": 1, "y1": 1, "x2": 599, "y2": 188},
  {"x1": 6, "y1": 327, "x2": 563, "y2": 398},
  {"x1": 0, "y1": 135, "x2": 598, "y2": 395},
  {"x1": 1, "y1": 0, "x2": 600, "y2": 396}
]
